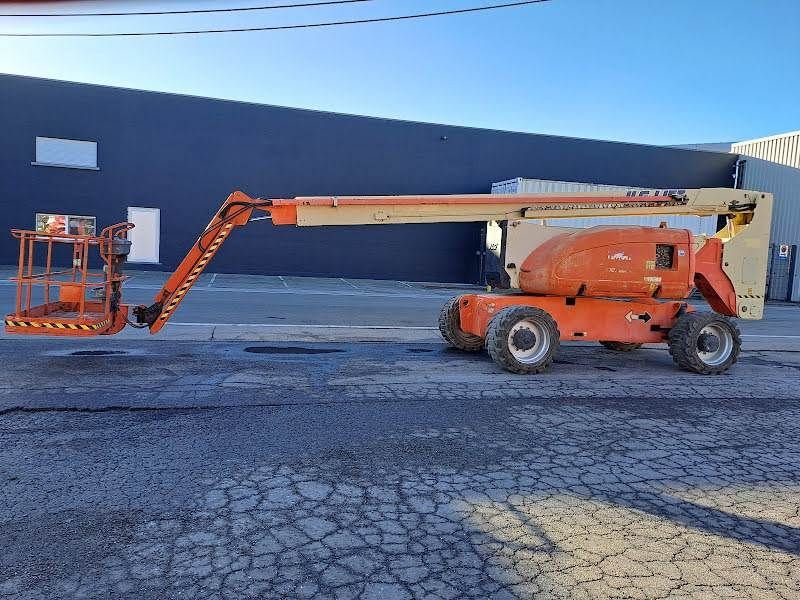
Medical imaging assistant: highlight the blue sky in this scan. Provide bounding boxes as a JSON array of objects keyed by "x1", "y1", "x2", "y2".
[{"x1": 0, "y1": 0, "x2": 797, "y2": 145}]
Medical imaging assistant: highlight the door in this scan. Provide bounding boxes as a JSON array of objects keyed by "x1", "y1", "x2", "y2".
[
  {"x1": 766, "y1": 243, "x2": 796, "y2": 301},
  {"x1": 127, "y1": 207, "x2": 160, "y2": 264}
]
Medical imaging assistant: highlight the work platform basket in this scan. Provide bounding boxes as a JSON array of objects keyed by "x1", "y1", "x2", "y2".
[{"x1": 4, "y1": 223, "x2": 134, "y2": 336}]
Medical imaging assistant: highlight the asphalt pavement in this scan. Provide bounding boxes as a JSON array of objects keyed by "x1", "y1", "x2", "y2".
[{"x1": 1, "y1": 269, "x2": 799, "y2": 599}]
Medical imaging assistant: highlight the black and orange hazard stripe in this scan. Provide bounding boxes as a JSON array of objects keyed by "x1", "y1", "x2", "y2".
[
  {"x1": 157, "y1": 222, "x2": 235, "y2": 322},
  {"x1": 5, "y1": 318, "x2": 110, "y2": 331}
]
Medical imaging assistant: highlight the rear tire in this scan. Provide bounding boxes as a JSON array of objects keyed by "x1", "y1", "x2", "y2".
[
  {"x1": 600, "y1": 341, "x2": 642, "y2": 352},
  {"x1": 668, "y1": 312, "x2": 741, "y2": 374},
  {"x1": 438, "y1": 296, "x2": 484, "y2": 352},
  {"x1": 486, "y1": 306, "x2": 560, "y2": 374}
]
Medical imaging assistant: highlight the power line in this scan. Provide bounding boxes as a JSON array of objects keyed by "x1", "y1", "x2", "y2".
[
  {"x1": 0, "y1": 0, "x2": 553, "y2": 37},
  {"x1": 0, "y1": 0, "x2": 374, "y2": 18}
]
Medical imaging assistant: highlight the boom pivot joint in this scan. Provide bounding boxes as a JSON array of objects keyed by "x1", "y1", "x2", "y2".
[{"x1": 133, "y1": 302, "x2": 163, "y2": 327}]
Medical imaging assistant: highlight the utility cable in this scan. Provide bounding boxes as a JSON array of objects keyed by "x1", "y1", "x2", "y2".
[
  {"x1": 0, "y1": 1, "x2": 554, "y2": 37},
  {"x1": 0, "y1": 0, "x2": 375, "y2": 18}
]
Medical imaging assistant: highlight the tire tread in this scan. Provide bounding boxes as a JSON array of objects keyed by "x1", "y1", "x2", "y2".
[
  {"x1": 438, "y1": 296, "x2": 484, "y2": 352},
  {"x1": 486, "y1": 306, "x2": 560, "y2": 374},
  {"x1": 668, "y1": 311, "x2": 741, "y2": 375}
]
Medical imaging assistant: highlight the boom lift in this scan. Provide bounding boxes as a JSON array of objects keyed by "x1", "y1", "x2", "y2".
[{"x1": 5, "y1": 188, "x2": 772, "y2": 375}]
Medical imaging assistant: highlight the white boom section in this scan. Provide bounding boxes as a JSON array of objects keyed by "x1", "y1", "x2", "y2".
[{"x1": 275, "y1": 188, "x2": 766, "y2": 227}]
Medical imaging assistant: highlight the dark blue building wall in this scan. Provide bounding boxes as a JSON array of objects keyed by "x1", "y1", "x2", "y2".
[{"x1": 0, "y1": 74, "x2": 738, "y2": 283}]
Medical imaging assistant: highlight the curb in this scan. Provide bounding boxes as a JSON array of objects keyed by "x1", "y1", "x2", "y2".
[
  {"x1": 94, "y1": 324, "x2": 445, "y2": 344},
  {"x1": 3, "y1": 324, "x2": 798, "y2": 351}
]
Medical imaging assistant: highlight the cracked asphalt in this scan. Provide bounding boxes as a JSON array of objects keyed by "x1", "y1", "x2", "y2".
[{"x1": 1, "y1": 337, "x2": 798, "y2": 599}]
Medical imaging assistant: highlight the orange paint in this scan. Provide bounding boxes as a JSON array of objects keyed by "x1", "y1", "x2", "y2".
[
  {"x1": 518, "y1": 226, "x2": 694, "y2": 299},
  {"x1": 148, "y1": 191, "x2": 260, "y2": 334},
  {"x1": 265, "y1": 204, "x2": 298, "y2": 225},
  {"x1": 693, "y1": 238, "x2": 738, "y2": 316},
  {"x1": 458, "y1": 294, "x2": 690, "y2": 343}
]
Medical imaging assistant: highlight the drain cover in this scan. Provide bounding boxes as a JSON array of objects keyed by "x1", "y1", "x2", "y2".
[
  {"x1": 71, "y1": 350, "x2": 128, "y2": 356},
  {"x1": 244, "y1": 346, "x2": 343, "y2": 355}
]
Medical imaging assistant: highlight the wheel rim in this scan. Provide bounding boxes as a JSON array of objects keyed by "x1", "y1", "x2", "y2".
[
  {"x1": 696, "y1": 324, "x2": 734, "y2": 366},
  {"x1": 507, "y1": 319, "x2": 550, "y2": 364}
]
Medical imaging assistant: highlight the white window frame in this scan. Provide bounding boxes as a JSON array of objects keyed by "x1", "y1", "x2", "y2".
[
  {"x1": 32, "y1": 136, "x2": 99, "y2": 170},
  {"x1": 126, "y1": 207, "x2": 161, "y2": 264}
]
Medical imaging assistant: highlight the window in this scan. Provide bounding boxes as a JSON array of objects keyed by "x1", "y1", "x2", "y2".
[
  {"x1": 127, "y1": 207, "x2": 160, "y2": 263},
  {"x1": 33, "y1": 137, "x2": 98, "y2": 170}
]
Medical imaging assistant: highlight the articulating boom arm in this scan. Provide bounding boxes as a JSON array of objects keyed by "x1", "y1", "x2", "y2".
[
  {"x1": 136, "y1": 188, "x2": 772, "y2": 332},
  {"x1": 134, "y1": 192, "x2": 273, "y2": 333}
]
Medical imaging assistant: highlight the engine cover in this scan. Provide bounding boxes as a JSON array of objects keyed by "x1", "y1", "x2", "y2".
[{"x1": 518, "y1": 226, "x2": 694, "y2": 299}]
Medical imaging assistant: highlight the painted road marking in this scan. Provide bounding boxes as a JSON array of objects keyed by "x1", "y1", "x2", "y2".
[{"x1": 120, "y1": 285, "x2": 462, "y2": 300}]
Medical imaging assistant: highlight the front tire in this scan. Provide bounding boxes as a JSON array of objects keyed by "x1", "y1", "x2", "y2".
[
  {"x1": 668, "y1": 312, "x2": 741, "y2": 374},
  {"x1": 438, "y1": 296, "x2": 484, "y2": 352},
  {"x1": 486, "y1": 306, "x2": 560, "y2": 374}
]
